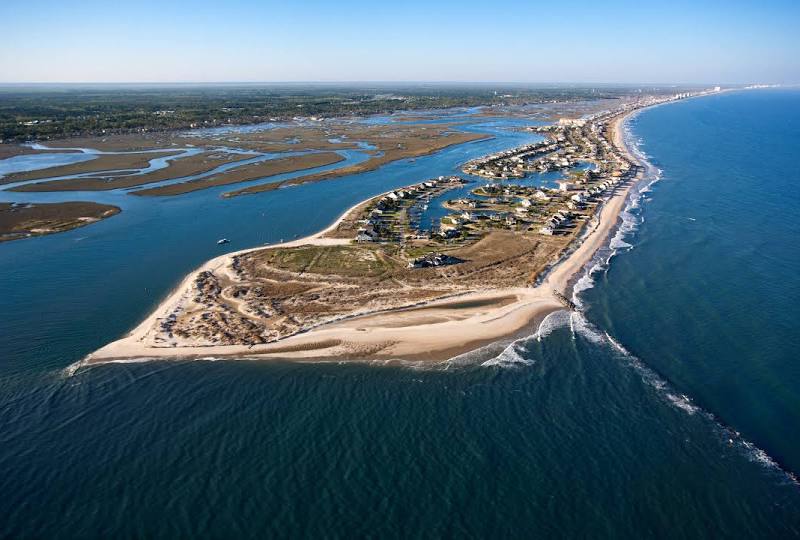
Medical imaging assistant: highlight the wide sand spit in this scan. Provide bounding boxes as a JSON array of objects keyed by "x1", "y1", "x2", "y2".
[{"x1": 86, "y1": 109, "x2": 643, "y2": 365}]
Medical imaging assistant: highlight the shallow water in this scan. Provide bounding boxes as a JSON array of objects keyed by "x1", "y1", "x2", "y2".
[
  {"x1": 0, "y1": 152, "x2": 97, "y2": 176},
  {"x1": 1, "y1": 92, "x2": 799, "y2": 537}
]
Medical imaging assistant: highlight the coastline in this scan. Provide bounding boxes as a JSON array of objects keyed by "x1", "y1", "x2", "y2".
[
  {"x1": 85, "y1": 108, "x2": 645, "y2": 366},
  {"x1": 0, "y1": 201, "x2": 121, "y2": 243}
]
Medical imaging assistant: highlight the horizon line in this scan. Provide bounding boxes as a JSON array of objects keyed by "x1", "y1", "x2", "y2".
[{"x1": 0, "y1": 80, "x2": 783, "y2": 87}]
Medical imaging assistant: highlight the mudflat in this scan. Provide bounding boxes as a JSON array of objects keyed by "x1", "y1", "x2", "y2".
[
  {"x1": 10, "y1": 151, "x2": 255, "y2": 192},
  {"x1": 0, "y1": 201, "x2": 120, "y2": 242},
  {"x1": 225, "y1": 129, "x2": 489, "y2": 197},
  {"x1": 2, "y1": 151, "x2": 181, "y2": 185},
  {"x1": 5, "y1": 123, "x2": 486, "y2": 199},
  {"x1": 0, "y1": 145, "x2": 83, "y2": 160},
  {"x1": 132, "y1": 152, "x2": 345, "y2": 196}
]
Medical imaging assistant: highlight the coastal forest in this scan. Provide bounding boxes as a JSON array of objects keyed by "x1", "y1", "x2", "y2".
[{"x1": 0, "y1": 83, "x2": 689, "y2": 142}]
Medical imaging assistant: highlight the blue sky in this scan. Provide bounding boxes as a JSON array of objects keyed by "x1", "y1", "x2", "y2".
[{"x1": 1, "y1": 0, "x2": 797, "y2": 84}]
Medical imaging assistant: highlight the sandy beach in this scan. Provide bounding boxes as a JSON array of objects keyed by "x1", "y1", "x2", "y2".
[{"x1": 87, "y1": 109, "x2": 643, "y2": 366}]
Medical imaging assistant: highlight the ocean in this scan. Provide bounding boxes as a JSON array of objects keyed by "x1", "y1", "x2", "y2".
[{"x1": 1, "y1": 91, "x2": 799, "y2": 538}]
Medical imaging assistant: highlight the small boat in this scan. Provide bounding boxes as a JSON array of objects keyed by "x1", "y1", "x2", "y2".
[{"x1": 217, "y1": 238, "x2": 230, "y2": 245}]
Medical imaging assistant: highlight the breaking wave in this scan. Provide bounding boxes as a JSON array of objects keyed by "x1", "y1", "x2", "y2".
[
  {"x1": 445, "y1": 310, "x2": 568, "y2": 368},
  {"x1": 480, "y1": 341, "x2": 534, "y2": 368},
  {"x1": 471, "y1": 111, "x2": 798, "y2": 485},
  {"x1": 476, "y1": 310, "x2": 576, "y2": 368},
  {"x1": 553, "y1": 114, "x2": 798, "y2": 486},
  {"x1": 571, "y1": 309, "x2": 795, "y2": 484}
]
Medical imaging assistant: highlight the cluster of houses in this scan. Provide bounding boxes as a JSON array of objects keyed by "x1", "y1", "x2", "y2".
[
  {"x1": 355, "y1": 176, "x2": 465, "y2": 243},
  {"x1": 474, "y1": 183, "x2": 550, "y2": 202},
  {"x1": 356, "y1": 92, "x2": 711, "y2": 247},
  {"x1": 538, "y1": 153, "x2": 637, "y2": 234},
  {"x1": 436, "y1": 205, "x2": 519, "y2": 238},
  {"x1": 457, "y1": 106, "x2": 650, "y2": 239},
  {"x1": 438, "y1": 213, "x2": 471, "y2": 238},
  {"x1": 557, "y1": 118, "x2": 587, "y2": 128},
  {"x1": 439, "y1": 183, "x2": 560, "y2": 237},
  {"x1": 539, "y1": 211, "x2": 575, "y2": 236},
  {"x1": 540, "y1": 180, "x2": 629, "y2": 236},
  {"x1": 464, "y1": 107, "x2": 654, "y2": 184},
  {"x1": 462, "y1": 139, "x2": 564, "y2": 179}
]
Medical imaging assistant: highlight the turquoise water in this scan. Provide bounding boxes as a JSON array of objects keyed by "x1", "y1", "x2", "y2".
[{"x1": 1, "y1": 92, "x2": 799, "y2": 537}]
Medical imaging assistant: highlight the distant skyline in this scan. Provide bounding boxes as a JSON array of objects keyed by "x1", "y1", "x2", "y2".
[{"x1": 1, "y1": 0, "x2": 798, "y2": 84}]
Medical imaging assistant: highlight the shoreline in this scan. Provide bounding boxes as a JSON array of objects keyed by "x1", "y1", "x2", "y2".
[
  {"x1": 0, "y1": 201, "x2": 121, "y2": 243},
  {"x1": 85, "y1": 107, "x2": 647, "y2": 366}
]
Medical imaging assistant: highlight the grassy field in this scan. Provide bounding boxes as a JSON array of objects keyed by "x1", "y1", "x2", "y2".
[{"x1": 251, "y1": 245, "x2": 402, "y2": 278}]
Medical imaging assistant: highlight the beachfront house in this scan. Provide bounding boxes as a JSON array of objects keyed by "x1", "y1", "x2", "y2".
[
  {"x1": 355, "y1": 232, "x2": 373, "y2": 243},
  {"x1": 557, "y1": 181, "x2": 575, "y2": 192}
]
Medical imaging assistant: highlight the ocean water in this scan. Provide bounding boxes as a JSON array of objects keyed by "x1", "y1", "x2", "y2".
[{"x1": 1, "y1": 92, "x2": 799, "y2": 537}]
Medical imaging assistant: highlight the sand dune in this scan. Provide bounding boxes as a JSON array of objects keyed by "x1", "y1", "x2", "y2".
[{"x1": 87, "y1": 109, "x2": 641, "y2": 365}]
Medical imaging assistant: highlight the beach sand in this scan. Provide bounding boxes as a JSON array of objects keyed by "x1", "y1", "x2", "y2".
[{"x1": 86, "y1": 110, "x2": 641, "y2": 366}]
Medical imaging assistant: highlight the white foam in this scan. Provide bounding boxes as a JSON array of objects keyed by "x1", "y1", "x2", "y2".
[
  {"x1": 481, "y1": 341, "x2": 534, "y2": 367},
  {"x1": 453, "y1": 309, "x2": 571, "y2": 369},
  {"x1": 609, "y1": 236, "x2": 633, "y2": 251},
  {"x1": 61, "y1": 359, "x2": 86, "y2": 378},
  {"x1": 604, "y1": 332, "x2": 632, "y2": 356},
  {"x1": 585, "y1": 320, "x2": 795, "y2": 483},
  {"x1": 569, "y1": 311, "x2": 606, "y2": 344},
  {"x1": 565, "y1": 119, "x2": 665, "y2": 313},
  {"x1": 665, "y1": 393, "x2": 700, "y2": 415},
  {"x1": 533, "y1": 115, "x2": 799, "y2": 485},
  {"x1": 535, "y1": 309, "x2": 572, "y2": 341}
]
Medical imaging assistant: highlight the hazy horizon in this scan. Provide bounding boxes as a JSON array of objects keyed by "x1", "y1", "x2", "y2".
[
  {"x1": 1, "y1": 0, "x2": 798, "y2": 85},
  {"x1": 0, "y1": 81, "x2": 747, "y2": 87}
]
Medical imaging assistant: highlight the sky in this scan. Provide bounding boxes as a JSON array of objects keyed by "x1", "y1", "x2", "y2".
[{"x1": 1, "y1": 0, "x2": 798, "y2": 84}]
